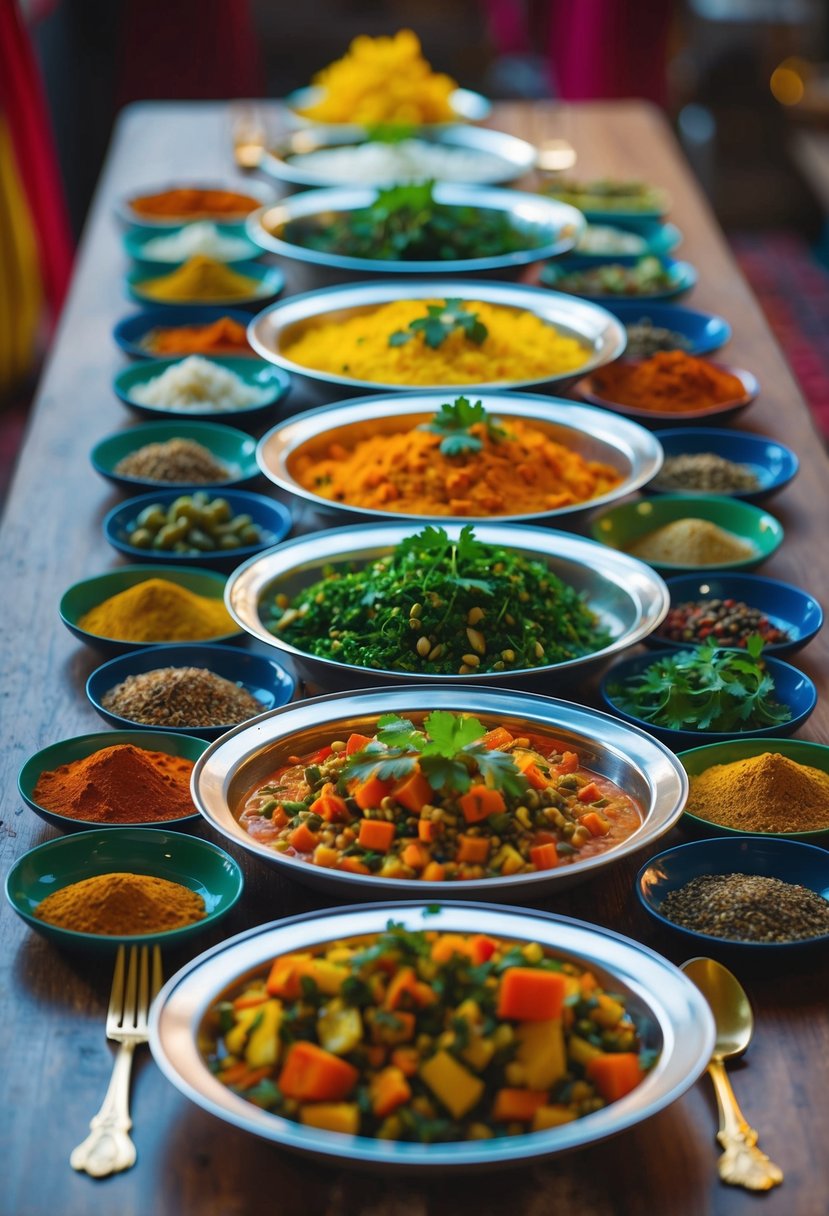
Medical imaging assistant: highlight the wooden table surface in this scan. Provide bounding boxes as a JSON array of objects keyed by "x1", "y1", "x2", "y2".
[{"x1": 1, "y1": 100, "x2": 827, "y2": 1216}]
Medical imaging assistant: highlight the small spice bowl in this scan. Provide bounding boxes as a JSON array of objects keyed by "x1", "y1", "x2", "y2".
[
  {"x1": 18, "y1": 730, "x2": 208, "y2": 833},
  {"x1": 113, "y1": 356, "x2": 290, "y2": 428},
  {"x1": 541, "y1": 255, "x2": 697, "y2": 303},
  {"x1": 601, "y1": 301, "x2": 732, "y2": 357},
  {"x1": 575, "y1": 364, "x2": 758, "y2": 428},
  {"x1": 647, "y1": 572, "x2": 823, "y2": 658},
  {"x1": 590, "y1": 494, "x2": 784, "y2": 575},
  {"x1": 112, "y1": 307, "x2": 256, "y2": 361},
  {"x1": 5, "y1": 827, "x2": 244, "y2": 953},
  {"x1": 636, "y1": 836, "x2": 829, "y2": 960},
  {"x1": 677, "y1": 737, "x2": 829, "y2": 845},
  {"x1": 91, "y1": 420, "x2": 261, "y2": 493},
  {"x1": 86, "y1": 643, "x2": 296, "y2": 740},
  {"x1": 645, "y1": 428, "x2": 798, "y2": 502},
  {"x1": 60, "y1": 564, "x2": 244, "y2": 658},
  {"x1": 103, "y1": 488, "x2": 292, "y2": 571},
  {"x1": 600, "y1": 648, "x2": 817, "y2": 750},
  {"x1": 126, "y1": 261, "x2": 285, "y2": 310}
]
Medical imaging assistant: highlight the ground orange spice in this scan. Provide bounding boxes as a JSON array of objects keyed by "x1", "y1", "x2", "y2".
[
  {"x1": 592, "y1": 351, "x2": 746, "y2": 413},
  {"x1": 144, "y1": 316, "x2": 251, "y2": 356},
  {"x1": 130, "y1": 187, "x2": 260, "y2": 219}
]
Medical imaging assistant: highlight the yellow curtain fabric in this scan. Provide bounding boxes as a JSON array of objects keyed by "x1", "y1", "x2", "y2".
[{"x1": 0, "y1": 114, "x2": 43, "y2": 397}]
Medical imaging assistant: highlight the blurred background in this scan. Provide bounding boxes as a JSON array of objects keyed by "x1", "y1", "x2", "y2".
[{"x1": 3, "y1": 0, "x2": 829, "y2": 495}]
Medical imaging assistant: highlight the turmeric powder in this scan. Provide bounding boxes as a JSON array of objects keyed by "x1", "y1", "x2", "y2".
[
  {"x1": 78, "y1": 577, "x2": 235, "y2": 643},
  {"x1": 137, "y1": 256, "x2": 262, "y2": 304},
  {"x1": 35, "y1": 872, "x2": 206, "y2": 935},
  {"x1": 686, "y1": 752, "x2": 829, "y2": 835}
]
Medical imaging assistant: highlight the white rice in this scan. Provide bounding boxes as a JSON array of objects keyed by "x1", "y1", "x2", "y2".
[
  {"x1": 130, "y1": 356, "x2": 268, "y2": 412},
  {"x1": 286, "y1": 139, "x2": 514, "y2": 186},
  {"x1": 140, "y1": 222, "x2": 252, "y2": 263},
  {"x1": 576, "y1": 225, "x2": 647, "y2": 255}
]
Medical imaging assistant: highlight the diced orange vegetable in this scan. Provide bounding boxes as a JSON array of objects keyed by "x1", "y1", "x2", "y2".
[
  {"x1": 369, "y1": 1009, "x2": 415, "y2": 1044},
  {"x1": 312, "y1": 844, "x2": 340, "y2": 868},
  {"x1": 457, "y1": 835, "x2": 491, "y2": 864},
  {"x1": 497, "y1": 968, "x2": 567, "y2": 1021},
  {"x1": 586, "y1": 1053, "x2": 644, "y2": 1102},
  {"x1": 431, "y1": 933, "x2": 472, "y2": 963},
  {"x1": 278, "y1": 1041, "x2": 358, "y2": 1102},
  {"x1": 581, "y1": 971, "x2": 598, "y2": 995},
  {"x1": 401, "y1": 842, "x2": 430, "y2": 870},
  {"x1": 482, "y1": 726, "x2": 514, "y2": 750},
  {"x1": 577, "y1": 781, "x2": 602, "y2": 804},
  {"x1": 422, "y1": 862, "x2": 446, "y2": 882},
  {"x1": 469, "y1": 934, "x2": 497, "y2": 964},
  {"x1": 458, "y1": 784, "x2": 506, "y2": 823},
  {"x1": 221, "y1": 1061, "x2": 254, "y2": 1086},
  {"x1": 337, "y1": 856, "x2": 370, "y2": 875},
  {"x1": 266, "y1": 953, "x2": 312, "y2": 999},
  {"x1": 310, "y1": 744, "x2": 333, "y2": 764},
  {"x1": 530, "y1": 842, "x2": 559, "y2": 870},
  {"x1": 384, "y1": 966, "x2": 419, "y2": 1010},
  {"x1": 310, "y1": 785, "x2": 349, "y2": 822},
  {"x1": 365, "y1": 1045, "x2": 387, "y2": 1069},
  {"x1": 269, "y1": 806, "x2": 289, "y2": 829},
  {"x1": 289, "y1": 822, "x2": 319, "y2": 854},
  {"x1": 370, "y1": 1066, "x2": 412, "y2": 1118},
  {"x1": 357, "y1": 818, "x2": 396, "y2": 853},
  {"x1": 515, "y1": 753, "x2": 549, "y2": 790},
  {"x1": 391, "y1": 1047, "x2": 420, "y2": 1077},
  {"x1": 418, "y1": 818, "x2": 441, "y2": 842},
  {"x1": 492, "y1": 1088, "x2": 550, "y2": 1122},
  {"x1": 580, "y1": 811, "x2": 610, "y2": 837},
  {"x1": 235, "y1": 1065, "x2": 272, "y2": 1092},
  {"x1": 393, "y1": 771, "x2": 433, "y2": 814},
  {"x1": 554, "y1": 751, "x2": 580, "y2": 775},
  {"x1": 346, "y1": 732, "x2": 371, "y2": 755},
  {"x1": 232, "y1": 991, "x2": 268, "y2": 1011},
  {"x1": 352, "y1": 773, "x2": 395, "y2": 810}
]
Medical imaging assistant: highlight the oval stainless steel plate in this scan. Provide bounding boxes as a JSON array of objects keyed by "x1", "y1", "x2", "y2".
[{"x1": 150, "y1": 900, "x2": 714, "y2": 1170}]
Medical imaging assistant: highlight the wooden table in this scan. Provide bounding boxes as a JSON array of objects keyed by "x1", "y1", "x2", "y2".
[{"x1": 1, "y1": 100, "x2": 827, "y2": 1216}]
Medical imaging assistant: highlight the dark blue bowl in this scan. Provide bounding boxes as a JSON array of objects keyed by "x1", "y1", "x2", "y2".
[
  {"x1": 637, "y1": 837, "x2": 829, "y2": 958},
  {"x1": 541, "y1": 256, "x2": 697, "y2": 302},
  {"x1": 648, "y1": 573, "x2": 823, "y2": 658},
  {"x1": 600, "y1": 648, "x2": 817, "y2": 750},
  {"x1": 647, "y1": 428, "x2": 798, "y2": 502},
  {"x1": 599, "y1": 301, "x2": 731, "y2": 356},
  {"x1": 113, "y1": 307, "x2": 255, "y2": 360},
  {"x1": 103, "y1": 488, "x2": 291, "y2": 570},
  {"x1": 86, "y1": 643, "x2": 296, "y2": 740}
]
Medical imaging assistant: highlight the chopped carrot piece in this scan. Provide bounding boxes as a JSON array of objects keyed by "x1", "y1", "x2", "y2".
[
  {"x1": 458, "y1": 784, "x2": 506, "y2": 823},
  {"x1": 288, "y1": 822, "x2": 319, "y2": 854},
  {"x1": 497, "y1": 968, "x2": 567, "y2": 1021},
  {"x1": 530, "y1": 842, "x2": 559, "y2": 870},
  {"x1": 236, "y1": 1065, "x2": 273, "y2": 1092},
  {"x1": 469, "y1": 934, "x2": 497, "y2": 964},
  {"x1": 384, "y1": 966, "x2": 419, "y2": 1010},
  {"x1": 457, "y1": 835, "x2": 490, "y2": 864},
  {"x1": 369, "y1": 1009, "x2": 416, "y2": 1044},
  {"x1": 431, "y1": 933, "x2": 472, "y2": 963},
  {"x1": 554, "y1": 751, "x2": 580, "y2": 775},
  {"x1": 401, "y1": 842, "x2": 430, "y2": 870},
  {"x1": 266, "y1": 953, "x2": 312, "y2": 999},
  {"x1": 337, "y1": 856, "x2": 370, "y2": 875},
  {"x1": 310, "y1": 785, "x2": 349, "y2": 822},
  {"x1": 391, "y1": 1047, "x2": 420, "y2": 1077},
  {"x1": 481, "y1": 727, "x2": 514, "y2": 750},
  {"x1": 365, "y1": 1046, "x2": 387, "y2": 1069},
  {"x1": 586, "y1": 1053, "x2": 644, "y2": 1102},
  {"x1": 577, "y1": 781, "x2": 602, "y2": 804},
  {"x1": 580, "y1": 971, "x2": 598, "y2": 995},
  {"x1": 346, "y1": 732, "x2": 371, "y2": 755},
  {"x1": 421, "y1": 861, "x2": 446, "y2": 882},
  {"x1": 418, "y1": 818, "x2": 441, "y2": 842},
  {"x1": 232, "y1": 991, "x2": 268, "y2": 1011},
  {"x1": 492, "y1": 1088, "x2": 549, "y2": 1122},
  {"x1": 221, "y1": 1060, "x2": 253, "y2": 1086},
  {"x1": 357, "y1": 818, "x2": 396, "y2": 852},
  {"x1": 393, "y1": 772, "x2": 433, "y2": 813},
  {"x1": 370, "y1": 1066, "x2": 412, "y2": 1118},
  {"x1": 268, "y1": 806, "x2": 288, "y2": 829},
  {"x1": 278, "y1": 1042, "x2": 358, "y2": 1102},
  {"x1": 580, "y1": 811, "x2": 610, "y2": 837},
  {"x1": 515, "y1": 753, "x2": 549, "y2": 789},
  {"x1": 352, "y1": 773, "x2": 395, "y2": 810}
]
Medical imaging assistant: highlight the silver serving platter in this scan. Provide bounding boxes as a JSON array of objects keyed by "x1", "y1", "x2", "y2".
[
  {"x1": 115, "y1": 178, "x2": 276, "y2": 229},
  {"x1": 224, "y1": 522, "x2": 669, "y2": 692},
  {"x1": 245, "y1": 185, "x2": 583, "y2": 280},
  {"x1": 247, "y1": 280, "x2": 627, "y2": 398},
  {"x1": 191, "y1": 685, "x2": 688, "y2": 900},
  {"x1": 283, "y1": 85, "x2": 492, "y2": 130},
  {"x1": 150, "y1": 900, "x2": 714, "y2": 1170},
  {"x1": 260, "y1": 123, "x2": 537, "y2": 190},
  {"x1": 256, "y1": 390, "x2": 663, "y2": 527}
]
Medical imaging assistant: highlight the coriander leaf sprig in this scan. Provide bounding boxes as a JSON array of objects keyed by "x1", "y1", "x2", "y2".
[
  {"x1": 422, "y1": 396, "x2": 508, "y2": 456},
  {"x1": 389, "y1": 300, "x2": 488, "y2": 350}
]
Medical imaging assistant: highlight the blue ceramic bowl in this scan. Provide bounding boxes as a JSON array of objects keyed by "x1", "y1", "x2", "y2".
[
  {"x1": 649, "y1": 572, "x2": 823, "y2": 658},
  {"x1": 112, "y1": 307, "x2": 255, "y2": 360},
  {"x1": 114, "y1": 356, "x2": 290, "y2": 426},
  {"x1": 103, "y1": 488, "x2": 292, "y2": 570},
  {"x1": 123, "y1": 224, "x2": 261, "y2": 267},
  {"x1": 59, "y1": 564, "x2": 243, "y2": 658},
  {"x1": 574, "y1": 220, "x2": 682, "y2": 263},
  {"x1": 126, "y1": 260, "x2": 284, "y2": 309},
  {"x1": 91, "y1": 420, "x2": 260, "y2": 493},
  {"x1": 5, "y1": 827, "x2": 244, "y2": 953},
  {"x1": 541, "y1": 256, "x2": 697, "y2": 302},
  {"x1": 599, "y1": 302, "x2": 731, "y2": 356},
  {"x1": 86, "y1": 643, "x2": 296, "y2": 739},
  {"x1": 18, "y1": 730, "x2": 208, "y2": 832},
  {"x1": 647, "y1": 428, "x2": 798, "y2": 502},
  {"x1": 636, "y1": 837, "x2": 829, "y2": 957},
  {"x1": 600, "y1": 648, "x2": 817, "y2": 750}
]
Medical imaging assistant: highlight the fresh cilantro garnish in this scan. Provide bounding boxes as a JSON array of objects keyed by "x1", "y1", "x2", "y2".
[
  {"x1": 389, "y1": 300, "x2": 489, "y2": 350},
  {"x1": 365, "y1": 122, "x2": 418, "y2": 144},
  {"x1": 608, "y1": 636, "x2": 791, "y2": 732},
  {"x1": 421, "y1": 396, "x2": 508, "y2": 457}
]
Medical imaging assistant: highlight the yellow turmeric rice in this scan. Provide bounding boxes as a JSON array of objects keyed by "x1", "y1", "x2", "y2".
[
  {"x1": 281, "y1": 299, "x2": 590, "y2": 385},
  {"x1": 292, "y1": 418, "x2": 623, "y2": 515}
]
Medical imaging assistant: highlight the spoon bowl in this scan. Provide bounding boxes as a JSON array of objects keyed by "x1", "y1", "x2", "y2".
[{"x1": 680, "y1": 957, "x2": 753, "y2": 1060}]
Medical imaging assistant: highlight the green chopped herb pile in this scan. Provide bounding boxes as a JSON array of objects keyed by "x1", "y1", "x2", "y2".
[
  {"x1": 607, "y1": 636, "x2": 792, "y2": 732},
  {"x1": 264, "y1": 524, "x2": 610, "y2": 675},
  {"x1": 282, "y1": 181, "x2": 550, "y2": 262}
]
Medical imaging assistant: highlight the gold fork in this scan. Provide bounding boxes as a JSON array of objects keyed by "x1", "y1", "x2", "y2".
[{"x1": 70, "y1": 945, "x2": 163, "y2": 1177}]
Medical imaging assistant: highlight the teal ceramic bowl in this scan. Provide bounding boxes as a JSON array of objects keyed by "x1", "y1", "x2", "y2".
[
  {"x1": 114, "y1": 356, "x2": 290, "y2": 426},
  {"x1": 127, "y1": 260, "x2": 283, "y2": 309},
  {"x1": 574, "y1": 220, "x2": 682, "y2": 263},
  {"x1": 5, "y1": 827, "x2": 244, "y2": 953},
  {"x1": 91, "y1": 420, "x2": 261, "y2": 493},
  {"x1": 590, "y1": 494, "x2": 784, "y2": 574},
  {"x1": 18, "y1": 731, "x2": 208, "y2": 833},
  {"x1": 59, "y1": 564, "x2": 243, "y2": 657},
  {"x1": 540, "y1": 256, "x2": 696, "y2": 303},
  {"x1": 124, "y1": 224, "x2": 261, "y2": 267},
  {"x1": 678, "y1": 737, "x2": 829, "y2": 844}
]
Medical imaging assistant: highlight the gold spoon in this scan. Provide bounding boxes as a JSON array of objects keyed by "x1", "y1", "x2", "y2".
[{"x1": 681, "y1": 957, "x2": 783, "y2": 1191}]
